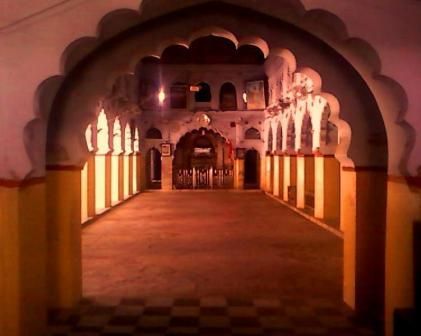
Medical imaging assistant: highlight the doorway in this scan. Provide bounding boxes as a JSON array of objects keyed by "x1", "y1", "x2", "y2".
[
  {"x1": 244, "y1": 149, "x2": 260, "y2": 189},
  {"x1": 146, "y1": 148, "x2": 162, "y2": 189}
]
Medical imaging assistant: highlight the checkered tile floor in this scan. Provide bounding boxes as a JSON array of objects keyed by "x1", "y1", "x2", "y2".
[{"x1": 48, "y1": 296, "x2": 378, "y2": 335}]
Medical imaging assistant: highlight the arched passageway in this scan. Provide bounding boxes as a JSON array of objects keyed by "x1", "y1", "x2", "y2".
[
  {"x1": 9, "y1": 3, "x2": 412, "y2": 336},
  {"x1": 173, "y1": 128, "x2": 234, "y2": 189}
]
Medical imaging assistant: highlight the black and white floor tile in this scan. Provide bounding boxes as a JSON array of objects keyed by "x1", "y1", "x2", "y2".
[{"x1": 48, "y1": 296, "x2": 378, "y2": 336}]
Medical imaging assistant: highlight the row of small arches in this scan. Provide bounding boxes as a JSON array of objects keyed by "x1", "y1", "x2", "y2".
[
  {"x1": 140, "y1": 81, "x2": 239, "y2": 110},
  {"x1": 266, "y1": 114, "x2": 336, "y2": 153},
  {"x1": 145, "y1": 126, "x2": 261, "y2": 141}
]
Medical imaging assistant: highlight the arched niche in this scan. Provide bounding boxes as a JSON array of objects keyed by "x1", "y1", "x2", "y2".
[
  {"x1": 219, "y1": 82, "x2": 237, "y2": 110},
  {"x1": 286, "y1": 118, "x2": 295, "y2": 153},
  {"x1": 195, "y1": 82, "x2": 212, "y2": 103},
  {"x1": 276, "y1": 122, "x2": 283, "y2": 151},
  {"x1": 301, "y1": 113, "x2": 313, "y2": 154},
  {"x1": 245, "y1": 127, "x2": 261, "y2": 140},
  {"x1": 146, "y1": 127, "x2": 163, "y2": 139},
  {"x1": 267, "y1": 125, "x2": 273, "y2": 153}
]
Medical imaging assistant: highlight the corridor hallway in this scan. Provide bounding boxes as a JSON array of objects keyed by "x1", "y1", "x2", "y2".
[{"x1": 48, "y1": 191, "x2": 376, "y2": 336}]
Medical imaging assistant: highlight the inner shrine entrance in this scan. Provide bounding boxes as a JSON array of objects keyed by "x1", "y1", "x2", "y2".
[{"x1": 173, "y1": 128, "x2": 234, "y2": 189}]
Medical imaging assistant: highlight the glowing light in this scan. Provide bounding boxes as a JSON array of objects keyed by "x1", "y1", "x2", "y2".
[
  {"x1": 85, "y1": 124, "x2": 94, "y2": 152},
  {"x1": 242, "y1": 91, "x2": 248, "y2": 104},
  {"x1": 133, "y1": 128, "x2": 140, "y2": 153},
  {"x1": 158, "y1": 87, "x2": 166, "y2": 105},
  {"x1": 111, "y1": 155, "x2": 120, "y2": 205},
  {"x1": 124, "y1": 123, "x2": 133, "y2": 154},
  {"x1": 81, "y1": 162, "x2": 88, "y2": 223},
  {"x1": 96, "y1": 108, "x2": 110, "y2": 155},
  {"x1": 95, "y1": 155, "x2": 106, "y2": 213},
  {"x1": 112, "y1": 117, "x2": 123, "y2": 155}
]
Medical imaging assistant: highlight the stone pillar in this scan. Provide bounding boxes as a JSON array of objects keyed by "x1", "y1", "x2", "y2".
[
  {"x1": 128, "y1": 155, "x2": 134, "y2": 196},
  {"x1": 46, "y1": 168, "x2": 82, "y2": 310},
  {"x1": 296, "y1": 154, "x2": 305, "y2": 209},
  {"x1": 314, "y1": 154, "x2": 324, "y2": 218},
  {"x1": 0, "y1": 178, "x2": 47, "y2": 336},
  {"x1": 118, "y1": 155, "x2": 124, "y2": 201},
  {"x1": 290, "y1": 155, "x2": 297, "y2": 204},
  {"x1": 111, "y1": 155, "x2": 119, "y2": 205},
  {"x1": 314, "y1": 155, "x2": 340, "y2": 221},
  {"x1": 87, "y1": 154, "x2": 95, "y2": 218},
  {"x1": 260, "y1": 153, "x2": 266, "y2": 190},
  {"x1": 324, "y1": 156, "x2": 340, "y2": 222},
  {"x1": 138, "y1": 154, "x2": 146, "y2": 192},
  {"x1": 105, "y1": 154, "x2": 112, "y2": 208},
  {"x1": 304, "y1": 155, "x2": 315, "y2": 210},
  {"x1": 81, "y1": 162, "x2": 89, "y2": 223},
  {"x1": 234, "y1": 148, "x2": 245, "y2": 190},
  {"x1": 278, "y1": 153, "x2": 284, "y2": 199},
  {"x1": 132, "y1": 153, "x2": 139, "y2": 193},
  {"x1": 342, "y1": 167, "x2": 388, "y2": 330},
  {"x1": 95, "y1": 155, "x2": 106, "y2": 213},
  {"x1": 342, "y1": 168, "x2": 357, "y2": 309},
  {"x1": 385, "y1": 179, "x2": 420, "y2": 336},
  {"x1": 234, "y1": 158, "x2": 245, "y2": 190},
  {"x1": 273, "y1": 155, "x2": 280, "y2": 196},
  {"x1": 161, "y1": 156, "x2": 173, "y2": 190},
  {"x1": 265, "y1": 154, "x2": 272, "y2": 193},
  {"x1": 283, "y1": 155, "x2": 290, "y2": 202},
  {"x1": 123, "y1": 154, "x2": 130, "y2": 199}
]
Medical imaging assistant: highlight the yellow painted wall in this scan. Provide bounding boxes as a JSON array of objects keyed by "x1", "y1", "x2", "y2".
[
  {"x1": 161, "y1": 156, "x2": 173, "y2": 190},
  {"x1": 260, "y1": 154, "x2": 266, "y2": 190},
  {"x1": 324, "y1": 157, "x2": 340, "y2": 222},
  {"x1": 355, "y1": 169, "x2": 387, "y2": 326},
  {"x1": 234, "y1": 158, "x2": 245, "y2": 189},
  {"x1": 304, "y1": 156, "x2": 315, "y2": 195},
  {"x1": 138, "y1": 154, "x2": 146, "y2": 192},
  {"x1": 385, "y1": 180, "x2": 421, "y2": 336},
  {"x1": 46, "y1": 169, "x2": 82, "y2": 309},
  {"x1": 0, "y1": 181, "x2": 47, "y2": 336},
  {"x1": 278, "y1": 155, "x2": 284, "y2": 199},
  {"x1": 87, "y1": 155, "x2": 95, "y2": 217},
  {"x1": 290, "y1": 156, "x2": 297, "y2": 187},
  {"x1": 342, "y1": 169, "x2": 357, "y2": 309}
]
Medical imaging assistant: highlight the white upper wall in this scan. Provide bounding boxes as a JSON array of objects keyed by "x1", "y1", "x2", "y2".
[{"x1": 0, "y1": 0, "x2": 420, "y2": 179}]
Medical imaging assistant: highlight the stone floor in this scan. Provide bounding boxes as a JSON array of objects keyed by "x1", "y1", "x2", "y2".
[{"x1": 48, "y1": 191, "x2": 377, "y2": 335}]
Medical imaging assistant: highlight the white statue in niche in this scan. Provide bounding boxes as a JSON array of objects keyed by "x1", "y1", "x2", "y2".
[
  {"x1": 112, "y1": 117, "x2": 123, "y2": 155},
  {"x1": 85, "y1": 124, "x2": 94, "y2": 152},
  {"x1": 133, "y1": 128, "x2": 140, "y2": 153},
  {"x1": 124, "y1": 123, "x2": 133, "y2": 154},
  {"x1": 96, "y1": 108, "x2": 110, "y2": 155}
]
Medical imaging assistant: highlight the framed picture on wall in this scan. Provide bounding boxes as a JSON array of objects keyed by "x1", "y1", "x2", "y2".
[
  {"x1": 161, "y1": 143, "x2": 172, "y2": 157},
  {"x1": 246, "y1": 80, "x2": 266, "y2": 110}
]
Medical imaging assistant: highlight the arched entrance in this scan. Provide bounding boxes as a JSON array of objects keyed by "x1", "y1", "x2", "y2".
[
  {"x1": 146, "y1": 148, "x2": 162, "y2": 189},
  {"x1": 28, "y1": 4, "x2": 404, "y2": 336},
  {"x1": 173, "y1": 128, "x2": 234, "y2": 189},
  {"x1": 244, "y1": 149, "x2": 260, "y2": 189}
]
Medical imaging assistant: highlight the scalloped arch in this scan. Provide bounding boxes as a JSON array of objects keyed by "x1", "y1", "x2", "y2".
[{"x1": 32, "y1": 0, "x2": 413, "y2": 175}]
